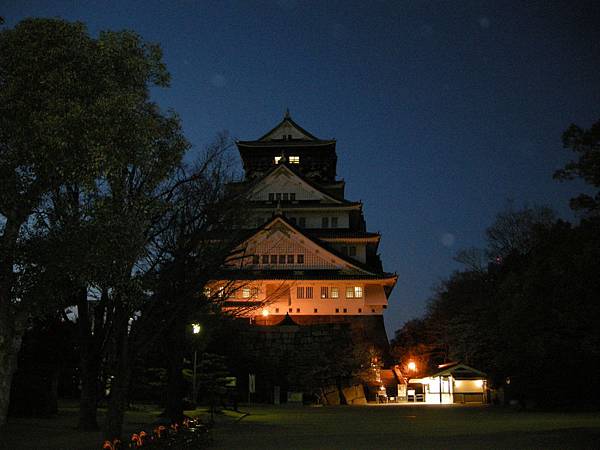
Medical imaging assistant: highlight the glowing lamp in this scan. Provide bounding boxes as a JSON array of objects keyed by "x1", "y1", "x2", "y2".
[
  {"x1": 192, "y1": 323, "x2": 201, "y2": 334},
  {"x1": 475, "y1": 379, "x2": 484, "y2": 388},
  {"x1": 407, "y1": 361, "x2": 417, "y2": 372},
  {"x1": 262, "y1": 309, "x2": 269, "y2": 317}
]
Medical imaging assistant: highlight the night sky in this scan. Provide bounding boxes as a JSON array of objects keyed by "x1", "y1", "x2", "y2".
[{"x1": 4, "y1": 1, "x2": 599, "y2": 336}]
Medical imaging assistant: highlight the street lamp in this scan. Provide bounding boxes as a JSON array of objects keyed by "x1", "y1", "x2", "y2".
[
  {"x1": 408, "y1": 361, "x2": 417, "y2": 372},
  {"x1": 191, "y1": 323, "x2": 201, "y2": 405}
]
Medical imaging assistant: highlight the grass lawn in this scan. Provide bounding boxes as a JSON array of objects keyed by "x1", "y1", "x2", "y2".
[
  {"x1": 1, "y1": 402, "x2": 600, "y2": 449},
  {"x1": 212, "y1": 404, "x2": 600, "y2": 450}
]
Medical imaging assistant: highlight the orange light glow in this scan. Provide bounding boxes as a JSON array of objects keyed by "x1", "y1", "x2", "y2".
[
  {"x1": 262, "y1": 309, "x2": 269, "y2": 317},
  {"x1": 408, "y1": 361, "x2": 417, "y2": 372}
]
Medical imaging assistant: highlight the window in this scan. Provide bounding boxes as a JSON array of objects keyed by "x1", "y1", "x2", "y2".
[
  {"x1": 203, "y1": 287, "x2": 211, "y2": 297},
  {"x1": 242, "y1": 288, "x2": 251, "y2": 298},
  {"x1": 320, "y1": 287, "x2": 329, "y2": 299},
  {"x1": 262, "y1": 255, "x2": 269, "y2": 264},
  {"x1": 314, "y1": 308, "x2": 318, "y2": 313},
  {"x1": 275, "y1": 308, "x2": 279, "y2": 313},
  {"x1": 346, "y1": 286, "x2": 363, "y2": 298},
  {"x1": 298, "y1": 217, "x2": 306, "y2": 228},
  {"x1": 218, "y1": 287, "x2": 224, "y2": 298},
  {"x1": 289, "y1": 217, "x2": 297, "y2": 225},
  {"x1": 251, "y1": 288, "x2": 259, "y2": 297},
  {"x1": 371, "y1": 308, "x2": 375, "y2": 313},
  {"x1": 343, "y1": 308, "x2": 347, "y2": 313},
  {"x1": 358, "y1": 308, "x2": 362, "y2": 313},
  {"x1": 331, "y1": 287, "x2": 339, "y2": 298},
  {"x1": 331, "y1": 217, "x2": 338, "y2": 228},
  {"x1": 283, "y1": 193, "x2": 289, "y2": 201},
  {"x1": 340, "y1": 246, "x2": 348, "y2": 255},
  {"x1": 297, "y1": 254, "x2": 304, "y2": 264},
  {"x1": 296, "y1": 308, "x2": 300, "y2": 313},
  {"x1": 289, "y1": 308, "x2": 293, "y2": 313},
  {"x1": 279, "y1": 254, "x2": 286, "y2": 264},
  {"x1": 274, "y1": 156, "x2": 282, "y2": 164},
  {"x1": 252, "y1": 255, "x2": 259, "y2": 264},
  {"x1": 268, "y1": 193, "x2": 275, "y2": 201},
  {"x1": 306, "y1": 287, "x2": 313, "y2": 298},
  {"x1": 297, "y1": 287, "x2": 305, "y2": 299},
  {"x1": 349, "y1": 246, "x2": 357, "y2": 256},
  {"x1": 276, "y1": 193, "x2": 282, "y2": 201},
  {"x1": 289, "y1": 155, "x2": 300, "y2": 164},
  {"x1": 290, "y1": 193, "x2": 296, "y2": 201},
  {"x1": 322, "y1": 217, "x2": 329, "y2": 228},
  {"x1": 286, "y1": 254, "x2": 294, "y2": 264},
  {"x1": 335, "y1": 308, "x2": 339, "y2": 313},
  {"x1": 270, "y1": 255, "x2": 278, "y2": 264}
]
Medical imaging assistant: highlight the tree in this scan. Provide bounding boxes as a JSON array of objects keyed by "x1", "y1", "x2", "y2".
[
  {"x1": 0, "y1": 18, "x2": 108, "y2": 427},
  {"x1": 485, "y1": 203, "x2": 555, "y2": 260},
  {"x1": 554, "y1": 119, "x2": 600, "y2": 216},
  {"x1": 554, "y1": 120, "x2": 600, "y2": 217}
]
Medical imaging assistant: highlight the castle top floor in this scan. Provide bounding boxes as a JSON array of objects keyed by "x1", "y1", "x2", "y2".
[{"x1": 236, "y1": 111, "x2": 338, "y2": 183}]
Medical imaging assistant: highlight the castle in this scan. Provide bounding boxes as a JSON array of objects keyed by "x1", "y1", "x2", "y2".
[{"x1": 211, "y1": 111, "x2": 396, "y2": 351}]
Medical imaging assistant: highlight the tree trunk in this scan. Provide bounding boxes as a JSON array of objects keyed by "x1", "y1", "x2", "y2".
[
  {"x1": 103, "y1": 309, "x2": 131, "y2": 440},
  {"x1": 0, "y1": 216, "x2": 24, "y2": 427},
  {"x1": 164, "y1": 321, "x2": 185, "y2": 423},
  {"x1": 77, "y1": 287, "x2": 101, "y2": 430},
  {"x1": 0, "y1": 325, "x2": 22, "y2": 427}
]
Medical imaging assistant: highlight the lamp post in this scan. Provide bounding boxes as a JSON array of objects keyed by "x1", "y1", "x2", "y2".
[{"x1": 192, "y1": 323, "x2": 201, "y2": 405}]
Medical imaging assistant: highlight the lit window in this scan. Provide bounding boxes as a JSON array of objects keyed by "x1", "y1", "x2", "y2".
[
  {"x1": 203, "y1": 287, "x2": 211, "y2": 297},
  {"x1": 297, "y1": 254, "x2": 304, "y2": 264},
  {"x1": 331, "y1": 217, "x2": 338, "y2": 228},
  {"x1": 297, "y1": 287, "x2": 305, "y2": 299},
  {"x1": 306, "y1": 287, "x2": 313, "y2": 298},
  {"x1": 346, "y1": 287, "x2": 354, "y2": 298},
  {"x1": 289, "y1": 156, "x2": 300, "y2": 164},
  {"x1": 331, "y1": 287, "x2": 339, "y2": 298},
  {"x1": 242, "y1": 288, "x2": 251, "y2": 298},
  {"x1": 218, "y1": 287, "x2": 224, "y2": 298},
  {"x1": 274, "y1": 156, "x2": 282, "y2": 164},
  {"x1": 354, "y1": 286, "x2": 363, "y2": 298},
  {"x1": 321, "y1": 287, "x2": 329, "y2": 299}
]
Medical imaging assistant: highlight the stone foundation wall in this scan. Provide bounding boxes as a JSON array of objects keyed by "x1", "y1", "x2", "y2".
[{"x1": 223, "y1": 315, "x2": 390, "y2": 403}]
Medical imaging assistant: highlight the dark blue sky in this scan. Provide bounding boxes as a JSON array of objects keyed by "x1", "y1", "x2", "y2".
[{"x1": 5, "y1": 0, "x2": 599, "y2": 335}]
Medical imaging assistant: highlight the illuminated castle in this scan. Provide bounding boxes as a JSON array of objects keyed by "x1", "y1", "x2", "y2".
[{"x1": 213, "y1": 112, "x2": 396, "y2": 346}]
